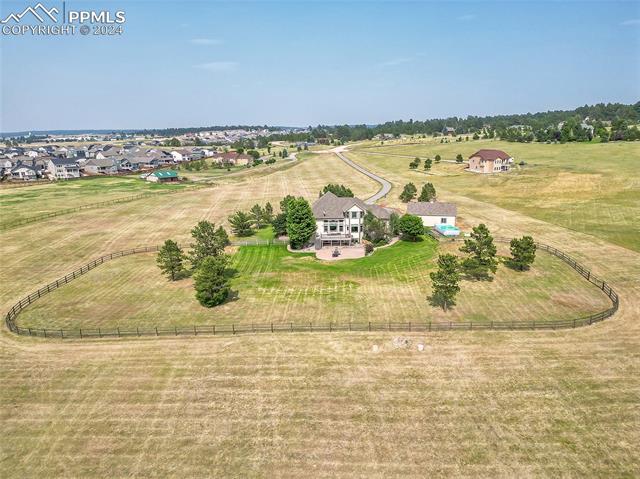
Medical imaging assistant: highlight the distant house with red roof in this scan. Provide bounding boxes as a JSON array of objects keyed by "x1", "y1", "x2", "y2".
[{"x1": 467, "y1": 149, "x2": 514, "y2": 174}]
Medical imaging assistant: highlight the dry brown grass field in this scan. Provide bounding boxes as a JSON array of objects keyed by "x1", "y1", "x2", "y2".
[{"x1": 1, "y1": 146, "x2": 639, "y2": 478}]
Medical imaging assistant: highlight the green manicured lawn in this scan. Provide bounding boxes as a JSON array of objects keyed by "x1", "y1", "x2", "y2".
[
  {"x1": 17, "y1": 238, "x2": 610, "y2": 330},
  {"x1": 350, "y1": 140, "x2": 640, "y2": 251}
]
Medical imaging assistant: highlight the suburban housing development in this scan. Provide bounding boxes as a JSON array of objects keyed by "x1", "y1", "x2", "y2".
[{"x1": 0, "y1": 143, "x2": 263, "y2": 181}]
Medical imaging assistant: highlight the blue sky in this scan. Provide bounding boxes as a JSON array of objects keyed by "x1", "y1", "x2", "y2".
[{"x1": 1, "y1": 0, "x2": 639, "y2": 132}]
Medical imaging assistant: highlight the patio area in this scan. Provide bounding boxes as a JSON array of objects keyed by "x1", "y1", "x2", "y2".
[{"x1": 315, "y1": 245, "x2": 366, "y2": 261}]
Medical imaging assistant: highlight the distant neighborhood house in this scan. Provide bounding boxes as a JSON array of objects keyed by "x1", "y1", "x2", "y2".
[
  {"x1": 467, "y1": 149, "x2": 514, "y2": 174},
  {"x1": 47, "y1": 158, "x2": 80, "y2": 179},
  {"x1": 84, "y1": 158, "x2": 118, "y2": 175},
  {"x1": 146, "y1": 170, "x2": 179, "y2": 183}
]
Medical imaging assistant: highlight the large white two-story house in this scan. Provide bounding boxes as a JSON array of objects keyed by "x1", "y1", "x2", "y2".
[
  {"x1": 311, "y1": 192, "x2": 393, "y2": 248},
  {"x1": 47, "y1": 158, "x2": 80, "y2": 179}
]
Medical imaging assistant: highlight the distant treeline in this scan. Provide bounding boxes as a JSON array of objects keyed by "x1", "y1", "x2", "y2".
[{"x1": 278, "y1": 102, "x2": 640, "y2": 143}]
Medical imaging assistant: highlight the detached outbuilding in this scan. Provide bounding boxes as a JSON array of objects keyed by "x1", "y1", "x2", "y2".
[
  {"x1": 146, "y1": 170, "x2": 179, "y2": 183},
  {"x1": 407, "y1": 201, "x2": 457, "y2": 227}
]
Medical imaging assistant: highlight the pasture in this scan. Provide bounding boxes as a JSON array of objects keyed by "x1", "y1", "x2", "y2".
[
  {"x1": 1, "y1": 146, "x2": 639, "y2": 478},
  {"x1": 0, "y1": 175, "x2": 188, "y2": 228},
  {"x1": 349, "y1": 140, "x2": 640, "y2": 252},
  {"x1": 16, "y1": 239, "x2": 611, "y2": 331}
]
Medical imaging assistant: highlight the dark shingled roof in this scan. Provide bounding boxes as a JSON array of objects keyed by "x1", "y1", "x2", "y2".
[
  {"x1": 407, "y1": 201, "x2": 457, "y2": 217},
  {"x1": 468, "y1": 149, "x2": 511, "y2": 161},
  {"x1": 312, "y1": 192, "x2": 393, "y2": 220}
]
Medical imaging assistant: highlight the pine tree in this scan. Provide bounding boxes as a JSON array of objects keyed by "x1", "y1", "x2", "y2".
[
  {"x1": 229, "y1": 211, "x2": 254, "y2": 237},
  {"x1": 460, "y1": 224, "x2": 498, "y2": 280},
  {"x1": 509, "y1": 236, "x2": 536, "y2": 271},
  {"x1": 264, "y1": 202, "x2": 274, "y2": 223},
  {"x1": 424, "y1": 158, "x2": 433, "y2": 171},
  {"x1": 418, "y1": 183, "x2": 437, "y2": 202},
  {"x1": 429, "y1": 254, "x2": 460, "y2": 311},
  {"x1": 194, "y1": 255, "x2": 230, "y2": 307},
  {"x1": 156, "y1": 239, "x2": 185, "y2": 281},
  {"x1": 399, "y1": 183, "x2": 417, "y2": 202}
]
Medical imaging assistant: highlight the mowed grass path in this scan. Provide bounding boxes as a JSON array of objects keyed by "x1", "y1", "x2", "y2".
[
  {"x1": 350, "y1": 140, "x2": 640, "y2": 252},
  {"x1": 17, "y1": 239, "x2": 611, "y2": 330}
]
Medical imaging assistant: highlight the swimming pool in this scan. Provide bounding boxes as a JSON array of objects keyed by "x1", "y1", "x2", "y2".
[{"x1": 435, "y1": 224, "x2": 461, "y2": 237}]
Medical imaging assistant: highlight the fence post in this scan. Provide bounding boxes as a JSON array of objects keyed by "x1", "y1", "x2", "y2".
[
  {"x1": 232, "y1": 324, "x2": 235, "y2": 335},
  {"x1": 368, "y1": 321, "x2": 371, "y2": 332},
  {"x1": 28, "y1": 327, "x2": 32, "y2": 336},
  {"x1": 213, "y1": 325, "x2": 216, "y2": 335},
  {"x1": 290, "y1": 322, "x2": 293, "y2": 332},
  {"x1": 194, "y1": 325, "x2": 197, "y2": 336},
  {"x1": 43, "y1": 328, "x2": 47, "y2": 338},
  {"x1": 271, "y1": 323, "x2": 273, "y2": 333},
  {"x1": 329, "y1": 322, "x2": 332, "y2": 333},
  {"x1": 98, "y1": 328, "x2": 102, "y2": 338},
  {"x1": 175, "y1": 326, "x2": 178, "y2": 335},
  {"x1": 117, "y1": 327, "x2": 120, "y2": 338},
  {"x1": 429, "y1": 321, "x2": 431, "y2": 332},
  {"x1": 60, "y1": 329, "x2": 64, "y2": 339},
  {"x1": 573, "y1": 319, "x2": 576, "y2": 328},
  {"x1": 409, "y1": 321, "x2": 412, "y2": 332}
]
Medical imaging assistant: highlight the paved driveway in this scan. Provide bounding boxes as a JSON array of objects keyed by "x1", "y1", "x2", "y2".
[{"x1": 332, "y1": 146, "x2": 392, "y2": 204}]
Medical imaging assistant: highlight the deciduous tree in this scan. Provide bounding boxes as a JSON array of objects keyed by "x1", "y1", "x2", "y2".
[
  {"x1": 320, "y1": 184, "x2": 354, "y2": 197},
  {"x1": 286, "y1": 197, "x2": 316, "y2": 249},
  {"x1": 397, "y1": 214, "x2": 423, "y2": 241},
  {"x1": 189, "y1": 220, "x2": 228, "y2": 269}
]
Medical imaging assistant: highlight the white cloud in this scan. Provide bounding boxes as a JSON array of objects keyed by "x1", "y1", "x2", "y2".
[
  {"x1": 194, "y1": 61, "x2": 238, "y2": 72},
  {"x1": 378, "y1": 57, "x2": 412, "y2": 68},
  {"x1": 457, "y1": 14, "x2": 476, "y2": 21},
  {"x1": 191, "y1": 38, "x2": 223, "y2": 45},
  {"x1": 620, "y1": 19, "x2": 640, "y2": 26}
]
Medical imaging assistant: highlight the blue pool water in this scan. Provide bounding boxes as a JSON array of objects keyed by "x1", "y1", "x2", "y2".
[{"x1": 435, "y1": 224, "x2": 461, "y2": 236}]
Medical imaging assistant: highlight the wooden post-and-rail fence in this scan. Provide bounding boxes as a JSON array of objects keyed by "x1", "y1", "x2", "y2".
[{"x1": 4, "y1": 239, "x2": 619, "y2": 340}]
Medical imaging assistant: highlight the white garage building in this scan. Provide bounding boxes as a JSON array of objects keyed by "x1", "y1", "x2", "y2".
[{"x1": 407, "y1": 201, "x2": 457, "y2": 227}]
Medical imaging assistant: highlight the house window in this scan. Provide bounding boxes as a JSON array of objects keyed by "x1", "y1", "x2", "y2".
[
  {"x1": 351, "y1": 211, "x2": 358, "y2": 219},
  {"x1": 351, "y1": 225, "x2": 359, "y2": 233},
  {"x1": 440, "y1": 218, "x2": 447, "y2": 224}
]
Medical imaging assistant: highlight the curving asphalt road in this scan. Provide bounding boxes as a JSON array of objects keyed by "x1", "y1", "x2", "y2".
[{"x1": 332, "y1": 146, "x2": 392, "y2": 204}]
